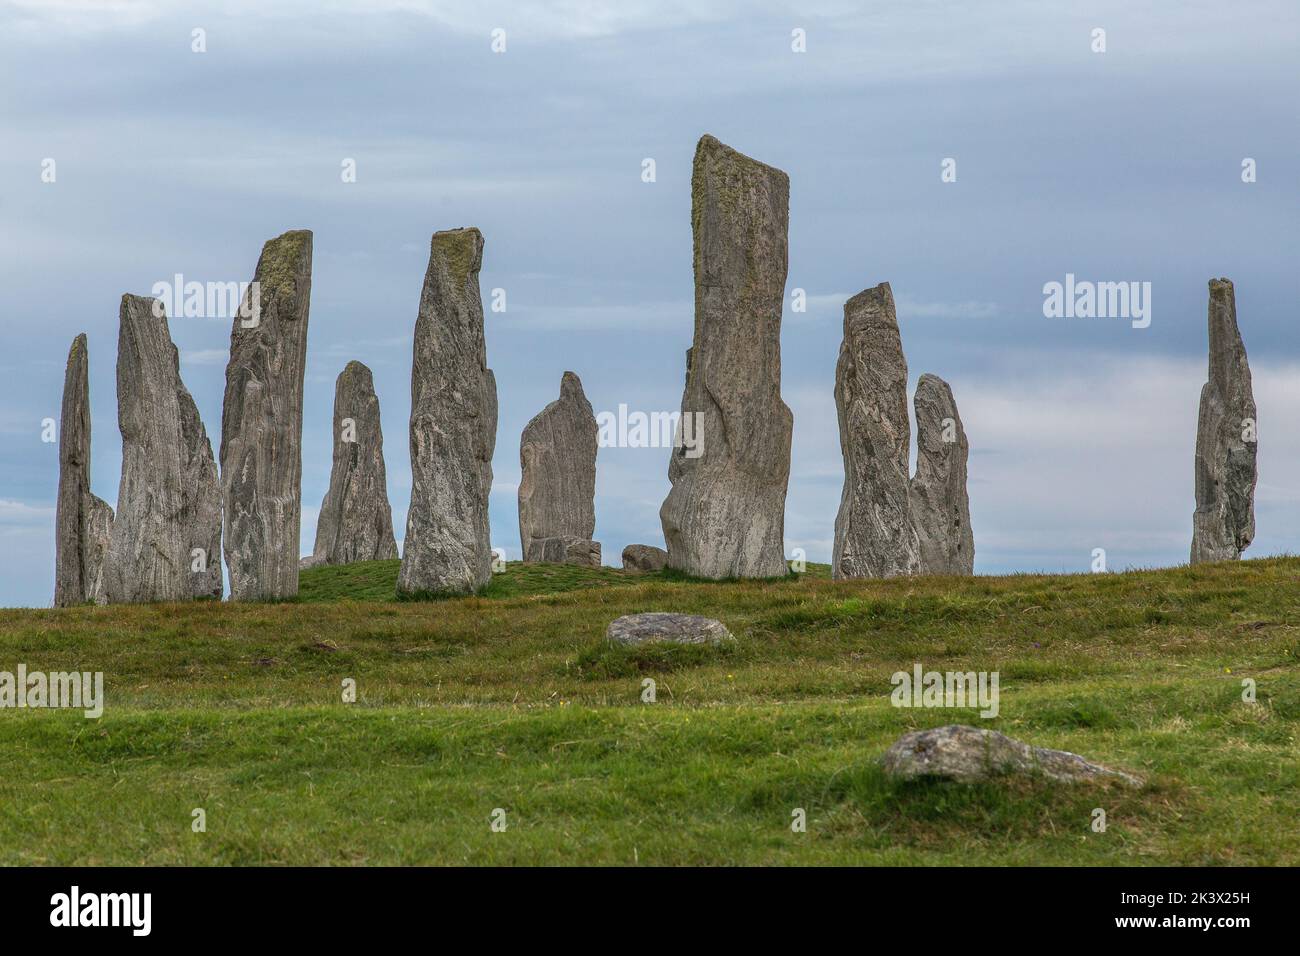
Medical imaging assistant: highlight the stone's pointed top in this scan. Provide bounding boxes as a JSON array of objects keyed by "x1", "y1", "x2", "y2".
[
  {"x1": 340, "y1": 359, "x2": 374, "y2": 385},
  {"x1": 916, "y1": 371, "x2": 952, "y2": 394},
  {"x1": 559, "y1": 370, "x2": 585, "y2": 399},
  {"x1": 429, "y1": 227, "x2": 484, "y2": 284},
  {"x1": 844, "y1": 282, "x2": 896, "y2": 323},
  {"x1": 693, "y1": 133, "x2": 789, "y2": 183},
  {"x1": 66, "y1": 333, "x2": 88, "y2": 372},
  {"x1": 255, "y1": 230, "x2": 314, "y2": 299},
  {"x1": 1209, "y1": 276, "x2": 1234, "y2": 295}
]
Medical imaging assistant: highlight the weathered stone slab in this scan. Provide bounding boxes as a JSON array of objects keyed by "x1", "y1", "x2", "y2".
[
  {"x1": 659, "y1": 134, "x2": 792, "y2": 579},
  {"x1": 909, "y1": 373, "x2": 974, "y2": 575},
  {"x1": 221, "y1": 229, "x2": 313, "y2": 600},
  {"x1": 308, "y1": 361, "x2": 398, "y2": 567},
  {"x1": 527, "y1": 536, "x2": 601, "y2": 567},
  {"x1": 519, "y1": 371, "x2": 598, "y2": 565},
  {"x1": 832, "y1": 282, "x2": 919, "y2": 579},
  {"x1": 53, "y1": 334, "x2": 114, "y2": 606},
  {"x1": 621, "y1": 544, "x2": 668, "y2": 573},
  {"x1": 106, "y1": 295, "x2": 222, "y2": 603},
  {"x1": 397, "y1": 227, "x2": 497, "y2": 596},
  {"x1": 881, "y1": 725, "x2": 1142, "y2": 787},
  {"x1": 1191, "y1": 278, "x2": 1257, "y2": 564},
  {"x1": 605, "y1": 612, "x2": 732, "y2": 647}
]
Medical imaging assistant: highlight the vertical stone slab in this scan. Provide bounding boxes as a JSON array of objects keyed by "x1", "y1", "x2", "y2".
[
  {"x1": 1191, "y1": 278, "x2": 1257, "y2": 563},
  {"x1": 832, "y1": 282, "x2": 919, "y2": 579},
  {"x1": 397, "y1": 227, "x2": 497, "y2": 596},
  {"x1": 909, "y1": 373, "x2": 974, "y2": 575},
  {"x1": 106, "y1": 295, "x2": 223, "y2": 602},
  {"x1": 518, "y1": 371, "x2": 599, "y2": 565},
  {"x1": 221, "y1": 229, "x2": 312, "y2": 600},
  {"x1": 659, "y1": 134, "x2": 793, "y2": 579},
  {"x1": 307, "y1": 361, "x2": 398, "y2": 567},
  {"x1": 53, "y1": 334, "x2": 114, "y2": 606}
]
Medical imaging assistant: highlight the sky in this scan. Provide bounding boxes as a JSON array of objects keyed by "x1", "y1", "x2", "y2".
[{"x1": 1, "y1": 0, "x2": 1297, "y2": 607}]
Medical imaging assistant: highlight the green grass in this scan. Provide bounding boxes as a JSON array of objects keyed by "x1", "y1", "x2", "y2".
[{"x1": 0, "y1": 557, "x2": 1296, "y2": 865}]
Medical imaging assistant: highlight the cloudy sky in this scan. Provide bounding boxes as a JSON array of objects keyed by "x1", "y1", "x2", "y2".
[{"x1": 2, "y1": 1, "x2": 1296, "y2": 606}]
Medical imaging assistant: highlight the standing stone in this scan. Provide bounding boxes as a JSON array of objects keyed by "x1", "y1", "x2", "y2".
[
  {"x1": 397, "y1": 227, "x2": 497, "y2": 596},
  {"x1": 659, "y1": 134, "x2": 793, "y2": 579},
  {"x1": 106, "y1": 296, "x2": 223, "y2": 602},
  {"x1": 53, "y1": 334, "x2": 115, "y2": 606},
  {"x1": 307, "y1": 361, "x2": 398, "y2": 567},
  {"x1": 1191, "y1": 278, "x2": 1257, "y2": 563},
  {"x1": 909, "y1": 374, "x2": 974, "y2": 575},
  {"x1": 221, "y1": 229, "x2": 312, "y2": 600},
  {"x1": 832, "y1": 282, "x2": 919, "y2": 579},
  {"x1": 518, "y1": 371, "x2": 599, "y2": 566}
]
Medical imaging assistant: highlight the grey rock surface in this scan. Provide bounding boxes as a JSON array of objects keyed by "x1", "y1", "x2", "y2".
[
  {"x1": 106, "y1": 295, "x2": 223, "y2": 603},
  {"x1": 605, "y1": 612, "x2": 733, "y2": 647},
  {"x1": 53, "y1": 334, "x2": 115, "y2": 607},
  {"x1": 527, "y1": 536, "x2": 601, "y2": 567},
  {"x1": 221, "y1": 229, "x2": 313, "y2": 600},
  {"x1": 832, "y1": 282, "x2": 919, "y2": 579},
  {"x1": 308, "y1": 361, "x2": 398, "y2": 567},
  {"x1": 909, "y1": 374, "x2": 974, "y2": 575},
  {"x1": 881, "y1": 725, "x2": 1142, "y2": 787},
  {"x1": 518, "y1": 371, "x2": 598, "y2": 565},
  {"x1": 397, "y1": 227, "x2": 497, "y2": 596},
  {"x1": 1191, "y1": 278, "x2": 1257, "y2": 564},
  {"x1": 621, "y1": 544, "x2": 668, "y2": 573},
  {"x1": 659, "y1": 134, "x2": 793, "y2": 579}
]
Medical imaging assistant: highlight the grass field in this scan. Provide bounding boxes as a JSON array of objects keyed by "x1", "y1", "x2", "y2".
[{"x1": 0, "y1": 557, "x2": 1296, "y2": 865}]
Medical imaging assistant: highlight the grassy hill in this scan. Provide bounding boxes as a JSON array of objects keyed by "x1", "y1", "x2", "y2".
[{"x1": 0, "y1": 557, "x2": 1296, "y2": 865}]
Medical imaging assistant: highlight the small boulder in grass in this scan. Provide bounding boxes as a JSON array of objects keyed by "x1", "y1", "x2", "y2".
[
  {"x1": 621, "y1": 544, "x2": 668, "y2": 573},
  {"x1": 605, "y1": 612, "x2": 732, "y2": 647},
  {"x1": 881, "y1": 724, "x2": 1142, "y2": 787}
]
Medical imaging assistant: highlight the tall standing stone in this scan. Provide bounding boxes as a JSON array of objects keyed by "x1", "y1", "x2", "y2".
[
  {"x1": 1191, "y1": 278, "x2": 1257, "y2": 563},
  {"x1": 832, "y1": 282, "x2": 919, "y2": 579},
  {"x1": 397, "y1": 227, "x2": 497, "y2": 596},
  {"x1": 518, "y1": 371, "x2": 599, "y2": 566},
  {"x1": 221, "y1": 229, "x2": 312, "y2": 600},
  {"x1": 307, "y1": 361, "x2": 398, "y2": 568},
  {"x1": 105, "y1": 295, "x2": 223, "y2": 602},
  {"x1": 53, "y1": 334, "x2": 115, "y2": 606},
  {"x1": 659, "y1": 134, "x2": 793, "y2": 579},
  {"x1": 909, "y1": 373, "x2": 974, "y2": 575}
]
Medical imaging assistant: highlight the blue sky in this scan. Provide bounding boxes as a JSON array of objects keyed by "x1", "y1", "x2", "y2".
[{"x1": 2, "y1": 1, "x2": 1297, "y2": 606}]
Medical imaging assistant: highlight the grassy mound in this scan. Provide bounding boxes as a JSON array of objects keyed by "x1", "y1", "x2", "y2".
[{"x1": 0, "y1": 557, "x2": 1295, "y2": 864}]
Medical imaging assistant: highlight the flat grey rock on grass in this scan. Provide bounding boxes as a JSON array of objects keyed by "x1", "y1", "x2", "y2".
[
  {"x1": 881, "y1": 724, "x2": 1142, "y2": 786},
  {"x1": 606, "y1": 612, "x2": 733, "y2": 647}
]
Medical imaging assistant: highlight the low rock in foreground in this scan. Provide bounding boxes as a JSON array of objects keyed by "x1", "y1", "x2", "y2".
[
  {"x1": 606, "y1": 612, "x2": 732, "y2": 647},
  {"x1": 881, "y1": 724, "x2": 1141, "y2": 786}
]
